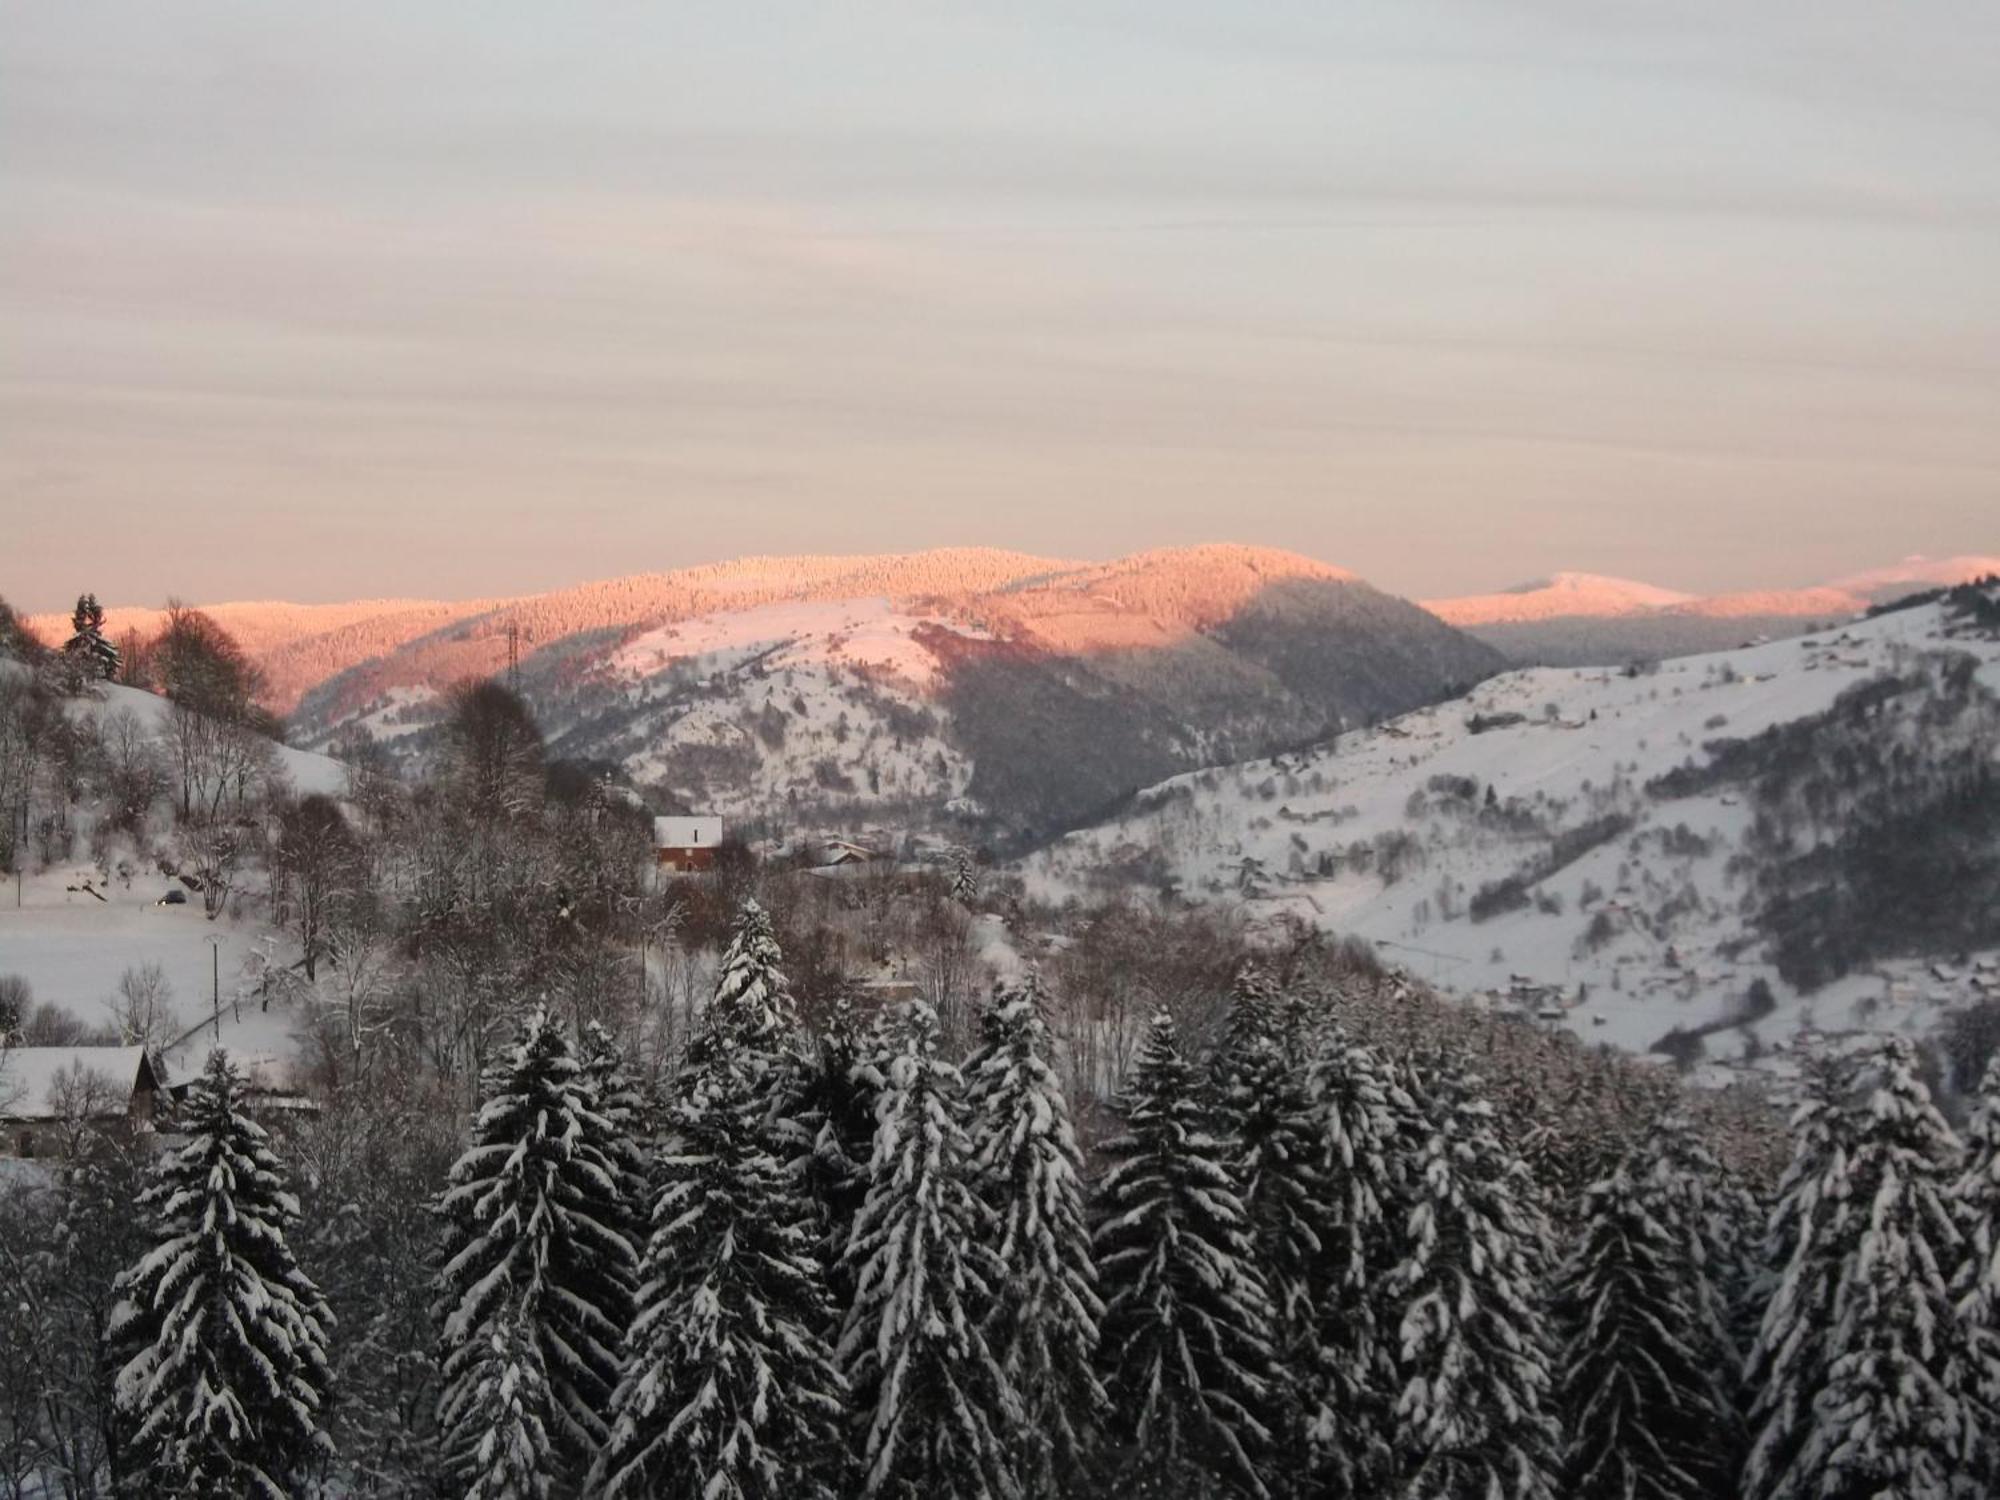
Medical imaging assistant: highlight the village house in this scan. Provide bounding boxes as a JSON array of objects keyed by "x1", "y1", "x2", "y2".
[
  {"x1": 654, "y1": 815, "x2": 724, "y2": 873},
  {"x1": 0, "y1": 1045, "x2": 163, "y2": 1159}
]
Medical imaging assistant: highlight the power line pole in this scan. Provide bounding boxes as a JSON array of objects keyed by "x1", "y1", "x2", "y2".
[
  {"x1": 506, "y1": 620, "x2": 521, "y2": 692},
  {"x1": 206, "y1": 936, "x2": 222, "y2": 1044}
]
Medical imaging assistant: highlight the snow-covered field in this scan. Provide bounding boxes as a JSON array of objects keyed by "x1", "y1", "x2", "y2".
[
  {"x1": 1026, "y1": 600, "x2": 2000, "y2": 1086},
  {"x1": 0, "y1": 868, "x2": 315, "y2": 1087},
  {"x1": 1, "y1": 680, "x2": 348, "y2": 1088}
]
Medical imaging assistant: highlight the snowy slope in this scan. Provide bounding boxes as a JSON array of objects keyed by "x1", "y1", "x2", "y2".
[
  {"x1": 0, "y1": 676, "x2": 346, "y2": 1088},
  {"x1": 573, "y1": 597, "x2": 978, "y2": 821},
  {"x1": 287, "y1": 546, "x2": 1501, "y2": 837},
  {"x1": 1026, "y1": 596, "x2": 2000, "y2": 1085},
  {"x1": 73, "y1": 680, "x2": 347, "y2": 797}
]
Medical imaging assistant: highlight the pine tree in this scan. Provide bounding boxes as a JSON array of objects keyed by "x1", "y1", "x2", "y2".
[
  {"x1": 946, "y1": 845, "x2": 980, "y2": 905},
  {"x1": 1741, "y1": 1056, "x2": 1855, "y2": 1500},
  {"x1": 1653, "y1": 1114, "x2": 1758, "y2": 1444},
  {"x1": 1800, "y1": 1039, "x2": 1965, "y2": 1497},
  {"x1": 1555, "y1": 1135, "x2": 1741, "y2": 1500},
  {"x1": 838, "y1": 1001, "x2": 1020, "y2": 1500},
  {"x1": 433, "y1": 1008, "x2": 639, "y2": 1493},
  {"x1": 795, "y1": 992, "x2": 883, "y2": 1302},
  {"x1": 453, "y1": 1309, "x2": 553, "y2": 1500},
  {"x1": 1301, "y1": 1027, "x2": 1415, "y2": 1498},
  {"x1": 580, "y1": 1020, "x2": 654, "y2": 1249},
  {"x1": 1388, "y1": 1060, "x2": 1561, "y2": 1500},
  {"x1": 1226, "y1": 1032, "x2": 1328, "y2": 1491},
  {"x1": 1215, "y1": 963, "x2": 1281, "y2": 1086},
  {"x1": 594, "y1": 1034, "x2": 847, "y2": 1500},
  {"x1": 1951, "y1": 1057, "x2": 2000, "y2": 1493},
  {"x1": 709, "y1": 899, "x2": 795, "y2": 1046},
  {"x1": 109, "y1": 1049, "x2": 336, "y2": 1499},
  {"x1": 63, "y1": 593, "x2": 119, "y2": 682},
  {"x1": 964, "y1": 975, "x2": 1106, "y2": 1492},
  {"x1": 1094, "y1": 1007, "x2": 1278, "y2": 1498}
]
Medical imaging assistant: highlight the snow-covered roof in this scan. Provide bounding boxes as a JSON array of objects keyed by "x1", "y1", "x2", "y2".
[
  {"x1": 654, "y1": 816, "x2": 723, "y2": 850},
  {"x1": 0, "y1": 1046, "x2": 157, "y2": 1121}
]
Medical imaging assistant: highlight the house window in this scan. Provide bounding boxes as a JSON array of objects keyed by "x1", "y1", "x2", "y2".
[{"x1": 17, "y1": 1131, "x2": 33, "y2": 1159}]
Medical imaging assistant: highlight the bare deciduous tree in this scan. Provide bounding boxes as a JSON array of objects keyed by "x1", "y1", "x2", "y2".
[
  {"x1": 177, "y1": 815, "x2": 245, "y2": 920},
  {"x1": 275, "y1": 794, "x2": 360, "y2": 981},
  {"x1": 44, "y1": 1062, "x2": 124, "y2": 1162},
  {"x1": 106, "y1": 963, "x2": 180, "y2": 1055}
]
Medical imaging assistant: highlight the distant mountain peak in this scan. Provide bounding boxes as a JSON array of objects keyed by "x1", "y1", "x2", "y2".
[
  {"x1": 1824, "y1": 553, "x2": 2000, "y2": 601},
  {"x1": 1425, "y1": 572, "x2": 1697, "y2": 626}
]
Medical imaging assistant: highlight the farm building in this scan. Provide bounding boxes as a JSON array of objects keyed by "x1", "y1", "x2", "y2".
[
  {"x1": 0, "y1": 1045, "x2": 163, "y2": 1159},
  {"x1": 654, "y1": 815, "x2": 724, "y2": 873}
]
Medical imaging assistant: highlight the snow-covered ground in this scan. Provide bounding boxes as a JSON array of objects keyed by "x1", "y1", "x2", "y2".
[
  {"x1": 1025, "y1": 600, "x2": 2000, "y2": 1087},
  {"x1": 70, "y1": 679, "x2": 347, "y2": 798},
  {"x1": 1, "y1": 680, "x2": 347, "y2": 1088},
  {"x1": 614, "y1": 596, "x2": 976, "y2": 689},
  {"x1": 0, "y1": 867, "x2": 313, "y2": 1087}
]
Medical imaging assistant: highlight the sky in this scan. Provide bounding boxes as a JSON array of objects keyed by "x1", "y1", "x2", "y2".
[{"x1": 3, "y1": 0, "x2": 1996, "y2": 612}]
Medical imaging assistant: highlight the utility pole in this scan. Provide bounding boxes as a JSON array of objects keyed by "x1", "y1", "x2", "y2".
[
  {"x1": 506, "y1": 620, "x2": 521, "y2": 692},
  {"x1": 206, "y1": 935, "x2": 223, "y2": 1044}
]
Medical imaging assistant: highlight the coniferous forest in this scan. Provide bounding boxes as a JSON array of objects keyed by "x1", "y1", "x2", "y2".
[{"x1": 10, "y1": 915, "x2": 2000, "y2": 1496}]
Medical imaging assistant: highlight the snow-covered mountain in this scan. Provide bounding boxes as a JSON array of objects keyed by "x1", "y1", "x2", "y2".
[
  {"x1": 1025, "y1": 583, "x2": 2000, "y2": 1086},
  {"x1": 265, "y1": 545, "x2": 1501, "y2": 838},
  {"x1": 1425, "y1": 554, "x2": 2000, "y2": 666},
  {"x1": 1424, "y1": 573, "x2": 1700, "y2": 627}
]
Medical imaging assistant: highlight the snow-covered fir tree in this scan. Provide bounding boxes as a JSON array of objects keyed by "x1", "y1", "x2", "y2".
[
  {"x1": 1094, "y1": 1006, "x2": 1278, "y2": 1498},
  {"x1": 1215, "y1": 963, "x2": 1282, "y2": 1085},
  {"x1": 1951, "y1": 1057, "x2": 2000, "y2": 1493},
  {"x1": 593, "y1": 1032, "x2": 847, "y2": 1500},
  {"x1": 1225, "y1": 1028, "x2": 1328, "y2": 1484},
  {"x1": 433, "y1": 1007, "x2": 639, "y2": 1493},
  {"x1": 838, "y1": 1000, "x2": 1021, "y2": 1500},
  {"x1": 1658, "y1": 1112, "x2": 1765, "y2": 1393},
  {"x1": 1301, "y1": 1026, "x2": 1416, "y2": 1499},
  {"x1": 1555, "y1": 1133, "x2": 1741, "y2": 1500},
  {"x1": 453, "y1": 1309, "x2": 554, "y2": 1500},
  {"x1": 1798, "y1": 1038, "x2": 1965, "y2": 1497},
  {"x1": 63, "y1": 592, "x2": 119, "y2": 682},
  {"x1": 580, "y1": 1020, "x2": 655, "y2": 1243},
  {"x1": 708, "y1": 899, "x2": 796, "y2": 1046},
  {"x1": 1388, "y1": 1059, "x2": 1561, "y2": 1500},
  {"x1": 946, "y1": 845, "x2": 980, "y2": 905},
  {"x1": 964, "y1": 974, "x2": 1106, "y2": 1493},
  {"x1": 1652, "y1": 1113, "x2": 1758, "y2": 1442},
  {"x1": 1741, "y1": 1055, "x2": 1855, "y2": 1500},
  {"x1": 795, "y1": 991, "x2": 884, "y2": 1300},
  {"x1": 110, "y1": 1049, "x2": 336, "y2": 1500}
]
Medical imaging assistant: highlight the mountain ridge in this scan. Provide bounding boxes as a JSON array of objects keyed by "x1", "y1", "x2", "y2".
[
  {"x1": 244, "y1": 544, "x2": 1500, "y2": 839},
  {"x1": 1424, "y1": 553, "x2": 2000, "y2": 665}
]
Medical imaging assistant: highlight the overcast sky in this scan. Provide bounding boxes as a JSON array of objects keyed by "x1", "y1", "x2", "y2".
[{"x1": 3, "y1": 0, "x2": 1996, "y2": 611}]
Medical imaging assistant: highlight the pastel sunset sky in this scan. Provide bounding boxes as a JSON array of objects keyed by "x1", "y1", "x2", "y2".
[{"x1": 3, "y1": 0, "x2": 1996, "y2": 610}]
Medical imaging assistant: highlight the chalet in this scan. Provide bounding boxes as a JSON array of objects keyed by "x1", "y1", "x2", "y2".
[
  {"x1": 0, "y1": 1046, "x2": 162, "y2": 1159},
  {"x1": 654, "y1": 816, "x2": 724, "y2": 873}
]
